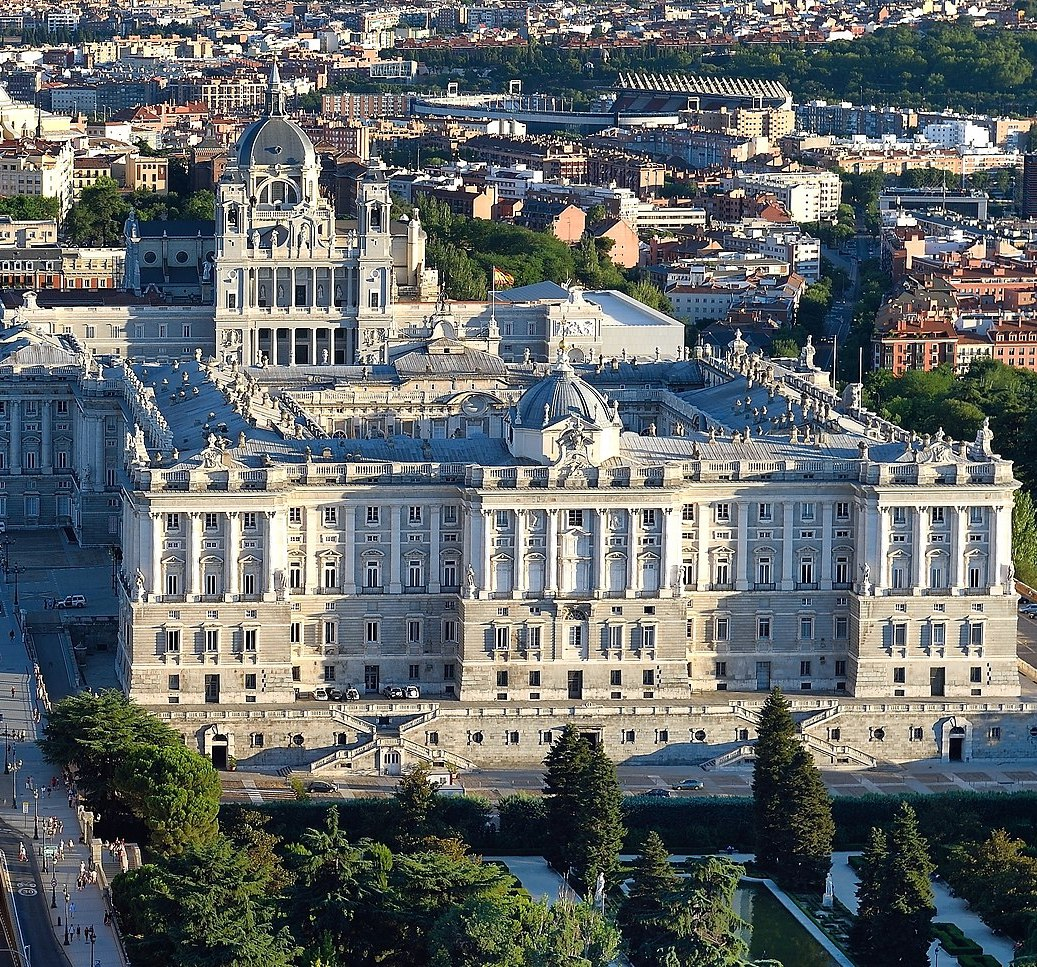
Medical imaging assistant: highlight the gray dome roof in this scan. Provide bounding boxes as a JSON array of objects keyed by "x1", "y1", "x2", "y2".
[
  {"x1": 516, "y1": 362, "x2": 613, "y2": 428},
  {"x1": 236, "y1": 114, "x2": 317, "y2": 170}
]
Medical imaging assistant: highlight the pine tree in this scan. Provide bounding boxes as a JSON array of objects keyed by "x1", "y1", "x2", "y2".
[
  {"x1": 621, "y1": 831, "x2": 679, "y2": 962},
  {"x1": 853, "y1": 804, "x2": 935, "y2": 967},
  {"x1": 574, "y1": 743, "x2": 625, "y2": 890},
  {"x1": 543, "y1": 725, "x2": 593, "y2": 875},
  {"x1": 853, "y1": 827, "x2": 891, "y2": 962},
  {"x1": 751, "y1": 688, "x2": 799, "y2": 874},
  {"x1": 782, "y1": 745, "x2": 835, "y2": 891}
]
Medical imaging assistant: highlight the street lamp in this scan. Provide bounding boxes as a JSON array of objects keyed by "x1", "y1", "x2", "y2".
[
  {"x1": 0, "y1": 538, "x2": 10, "y2": 577},
  {"x1": 11, "y1": 564, "x2": 24, "y2": 609},
  {"x1": 50, "y1": 873, "x2": 56, "y2": 909},
  {"x1": 10, "y1": 757, "x2": 21, "y2": 808},
  {"x1": 85, "y1": 924, "x2": 96, "y2": 965},
  {"x1": 4, "y1": 729, "x2": 11, "y2": 774},
  {"x1": 32, "y1": 787, "x2": 38, "y2": 840},
  {"x1": 63, "y1": 886, "x2": 70, "y2": 946},
  {"x1": 109, "y1": 544, "x2": 121, "y2": 592}
]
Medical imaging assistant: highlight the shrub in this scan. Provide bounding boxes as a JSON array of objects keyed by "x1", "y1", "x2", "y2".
[
  {"x1": 957, "y1": 955, "x2": 1002, "y2": 967},
  {"x1": 932, "y1": 923, "x2": 982, "y2": 956}
]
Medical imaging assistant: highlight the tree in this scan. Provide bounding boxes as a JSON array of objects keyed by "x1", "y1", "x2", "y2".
[
  {"x1": 621, "y1": 831, "x2": 680, "y2": 962},
  {"x1": 525, "y1": 896, "x2": 621, "y2": 967},
  {"x1": 781, "y1": 745, "x2": 835, "y2": 890},
  {"x1": 65, "y1": 176, "x2": 130, "y2": 245},
  {"x1": 113, "y1": 836, "x2": 299, "y2": 967},
  {"x1": 115, "y1": 743, "x2": 221, "y2": 855},
  {"x1": 853, "y1": 804, "x2": 935, "y2": 967},
  {"x1": 40, "y1": 689, "x2": 180, "y2": 811},
  {"x1": 752, "y1": 688, "x2": 833, "y2": 890},
  {"x1": 395, "y1": 763, "x2": 437, "y2": 840},
  {"x1": 0, "y1": 194, "x2": 60, "y2": 219},
  {"x1": 1014, "y1": 489, "x2": 1037, "y2": 587},
  {"x1": 428, "y1": 893, "x2": 530, "y2": 967},
  {"x1": 752, "y1": 688, "x2": 799, "y2": 875},
  {"x1": 543, "y1": 724, "x2": 593, "y2": 874},
  {"x1": 571, "y1": 743, "x2": 625, "y2": 890}
]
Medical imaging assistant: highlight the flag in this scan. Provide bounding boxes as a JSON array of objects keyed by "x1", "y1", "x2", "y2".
[{"x1": 492, "y1": 267, "x2": 515, "y2": 289}]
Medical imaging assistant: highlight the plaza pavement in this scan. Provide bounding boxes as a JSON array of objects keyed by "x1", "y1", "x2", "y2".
[{"x1": 0, "y1": 567, "x2": 127, "y2": 967}]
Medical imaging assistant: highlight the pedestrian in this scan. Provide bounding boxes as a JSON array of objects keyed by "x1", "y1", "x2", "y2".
[
  {"x1": 9, "y1": 687, "x2": 14, "y2": 698},
  {"x1": 46, "y1": 786, "x2": 51, "y2": 797}
]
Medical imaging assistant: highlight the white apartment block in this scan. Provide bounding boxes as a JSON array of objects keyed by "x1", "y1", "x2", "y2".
[{"x1": 727, "y1": 170, "x2": 843, "y2": 223}]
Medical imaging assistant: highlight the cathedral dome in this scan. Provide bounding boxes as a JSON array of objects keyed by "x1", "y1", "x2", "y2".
[
  {"x1": 516, "y1": 359, "x2": 614, "y2": 429},
  {"x1": 235, "y1": 62, "x2": 317, "y2": 172}
]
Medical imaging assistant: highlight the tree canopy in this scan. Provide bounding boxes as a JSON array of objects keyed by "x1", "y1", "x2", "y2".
[{"x1": 0, "y1": 194, "x2": 60, "y2": 220}]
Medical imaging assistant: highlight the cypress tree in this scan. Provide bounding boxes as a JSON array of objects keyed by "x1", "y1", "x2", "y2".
[
  {"x1": 575, "y1": 742, "x2": 626, "y2": 891},
  {"x1": 543, "y1": 725, "x2": 593, "y2": 875},
  {"x1": 621, "y1": 831, "x2": 679, "y2": 961},
  {"x1": 782, "y1": 745, "x2": 835, "y2": 891},
  {"x1": 853, "y1": 803, "x2": 935, "y2": 967},
  {"x1": 751, "y1": 688, "x2": 799, "y2": 874}
]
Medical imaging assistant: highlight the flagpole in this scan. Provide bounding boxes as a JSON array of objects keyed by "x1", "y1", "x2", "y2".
[{"x1": 490, "y1": 265, "x2": 496, "y2": 327}]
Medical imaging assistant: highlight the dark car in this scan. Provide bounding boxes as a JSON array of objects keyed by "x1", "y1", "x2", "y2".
[
  {"x1": 644, "y1": 788, "x2": 671, "y2": 798},
  {"x1": 307, "y1": 780, "x2": 337, "y2": 794}
]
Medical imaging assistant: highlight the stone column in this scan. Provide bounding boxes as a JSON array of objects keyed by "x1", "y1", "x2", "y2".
[
  {"x1": 264, "y1": 511, "x2": 277, "y2": 598},
  {"x1": 151, "y1": 512, "x2": 163, "y2": 598},
  {"x1": 780, "y1": 502, "x2": 794, "y2": 590},
  {"x1": 389, "y1": 505, "x2": 402, "y2": 594},
  {"x1": 821, "y1": 501, "x2": 833, "y2": 588},
  {"x1": 696, "y1": 501, "x2": 710, "y2": 591},
  {"x1": 342, "y1": 504, "x2": 356, "y2": 594},
  {"x1": 912, "y1": 506, "x2": 927, "y2": 593},
  {"x1": 951, "y1": 506, "x2": 968, "y2": 592},
  {"x1": 546, "y1": 510, "x2": 558, "y2": 595},
  {"x1": 994, "y1": 503, "x2": 1012, "y2": 593},
  {"x1": 876, "y1": 507, "x2": 890, "y2": 592},
  {"x1": 429, "y1": 504, "x2": 442, "y2": 594},
  {"x1": 735, "y1": 501, "x2": 749, "y2": 591},
  {"x1": 481, "y1": 509, "x2": 493, "y2": 599},
  {"x1": 184, "y1": 512, "x2": 199, "y2": 597},
  {"x1": 9, "y1": 400, "x2": 20, "y2": 474},
  {"x1": 41, "y1": 400, "x2": 52, "y2": 471},
  {"x1": 225, "y1": 512, "x2": 239, "y2": 599},
  {"x1": 626, "y1": 509, "x2": 640, "y2": 597},
  {"x1": 513, "y1": 509, "x2": 526, "y2": 598},
  {"x1": 593, "y1": 509, "x2": 607, "y2": 597}
]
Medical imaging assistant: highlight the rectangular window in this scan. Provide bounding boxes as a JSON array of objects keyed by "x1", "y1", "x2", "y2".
[
  {"x1": 715, "y1": 661, "x2": 727, "y2": 678},
  {"x1": 682, "y1": 504, "x2": 695, "y2": 522},
  {"x1": 409, "y1": 664, "x2": 420, "y2": 680},
  {"x1": 970, "y1": 666, "x2": 982, "y2": 683},
  {"x1": 715, "y1": 617, "x2": 729, "y2": 642},
  {"x1": 893, "y1": 623, "x2": 907, "y2": 647},
  {"x1": 800, "y1": 660, "x2": 812, "y2": 676},
  {"x1": 527, "y1": 626, "x2": 541, "y2": 650},
  {"x1": 324, "y1": 622, "x2": 337, "y2": 645},
  {"x1": 408, "y1": 620, "x2": 421, "y2": 643},
  {"x1": 642, "y1": 669, "x2": 655, "y2": 687},
  {"x1": 757, "y1": 616, "x2": 771, "y2": 640},
  {"x1": 323, "y1": 506, "x2": 338, "y2": 526},
  {"x1": 166, "y1": 513, "x2": 181, "y2": 531},
  {"x1": 568, "y1": 625, "x2": 583, "y2": 649},
  {"x1": 715, "y1": 503, "x2": 730, "y2": 522},
  {"x1": 642, "y1": 627, "x2": 656, "y2": 649},
  {"x1": 835, "y1": 556, "x2": 850, "y2": 585},
  {"x1": 970, "y1": 623, "x2": 984, "y2": 647},
  {"x1": 245, "y1": 673, "x2": 257, "y2": 690},
  {"x1": 610, "y1": 669, "x2": 623, "y2": 686},
  {"x1": 835, "y1": 660, "x2": 847, "y2": 677},
  {"x1": 443, "y1": 663, "x2": 455, "y2": 681},
  {"x1": 757, "y1": 558, "x2": 772, "y2": 586},
  {"x1": 801, "y1": 502, "x2": 816, "y2": 521},
  {"x1": 567, "y1": 510, "x2": 585, "y2": 528},
  {"x1": 529, "y1": 670, "x2": 541, "y2": 687},
  {"x1": 835, "y1": 615, "x2": 848, "y2": 639},
  {"x1": 836, "y1": 501, "x2": 850, "y2": 520},
  {"x1": 243, "y1": 512, "x2": 257, "y2": 530},
  {"x1": 496, "y1": 670, "x2": 509, "y2": 688},
  {"x1": 365, "y1": 620, "x2": 380, "y2": 644},
  {"x1": 243, "y1": 629, "x2": 257, "y2": 651},
  {"x1": 289, "y1": 507, "x2": 302, "y2": 524},
  {"x1": 168, "y1": 674, "x2": 180, "y2": 690},
  {"x1": 893, "y1": 507, "x2": 907, "y2": 525},
  {"x1": 408, "y1": 505, "x2": 422, "y2": 524},
  {"x1": 932, "y1": 623, "x2": 946, "y2": 647},
  {"x1": 495, "y1": 626, "x2": 510, "y2": 650},
  {"x1": 608, "y1": 625, "x2": 624, "y2": 649},
  {"x1": 165, "y1": 629, "x2": 180, "y2": 652},
  {"x1": 495, "y1": 510, "x2": 509, "y2": 529},
  {"x1": 290, "y1": 622, "x2": 301, "y2": 644},
  {"x1": 443, "y1": 619, "x2": 458, "y2": 642},
  {"x1": 204, "y1": 513, "x2": 218, "y2": 530},
  {"x1": 641, "y1": 509, "x2": 657, "y2": 527},
  {"x1": 205, "y1": 629, "x2": 219, "y2": 652},
  {"x1": 366, "y1": 506, "x2": 380, "y2": 525},
  {"x1": 969, "y1": 507, "x2": 984, "y2": 525},
  {"x1": 799, "y1": 616, "x2": 814, "y2": 640},
  {"x1": 893, "y1": 667, "x2": 906, "y2": 684},
  {"x1": 931, "y1": 507, "x2": 945, "y2": 525},
  {"x1": 800, "y1": 558, "x2": 814, "y2": 585},
  {"x1": 758, "y1": 502, "x2": 773, "y2": 522},
  {"x1": 442, "y1": 505, "x2": 458, "y2": 524}
]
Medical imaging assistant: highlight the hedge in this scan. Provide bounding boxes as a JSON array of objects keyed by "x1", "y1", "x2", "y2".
[
  {"x1": 222, "y1": 788, "x2": 1037, "y2": 856},
  {"x1": 957, "y1": 955, "x2": 1002, "y2": 967},
  {"x1": 932, "y1": 923, "x2": 982, "y2": 957}
]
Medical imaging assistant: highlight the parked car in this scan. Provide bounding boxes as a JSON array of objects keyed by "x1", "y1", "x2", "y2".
[
  {"x1": 404, "y1": 685, "x2": 420, "y2": 699},
  {"x1": 672, "y1": 778, "x2": 705, "y2": 791},
  {"x1": 381, "y1": 684, "x2": 404, "y2": 699},
  {"x1": 56, "y1": 594, "x2": 86, "y2": 609},
  {"x1": 344, "y1": 687, "x2": 360, "y2": 701},
  {"x1": 328, "y1": 688, "x2": 343, "y2": 701},
  {"x1": 435, "y1": 784, "x2": 467, "y2": 797},
  {"x1": 644, "y1": 788, "x2": 671, "y2": 798},
  {"x1": 307, "y1": 780, "x2": 337, "y2": 794},
  {"x1": 313, "y1": 686, "x2": 331, "y2": 701}
]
